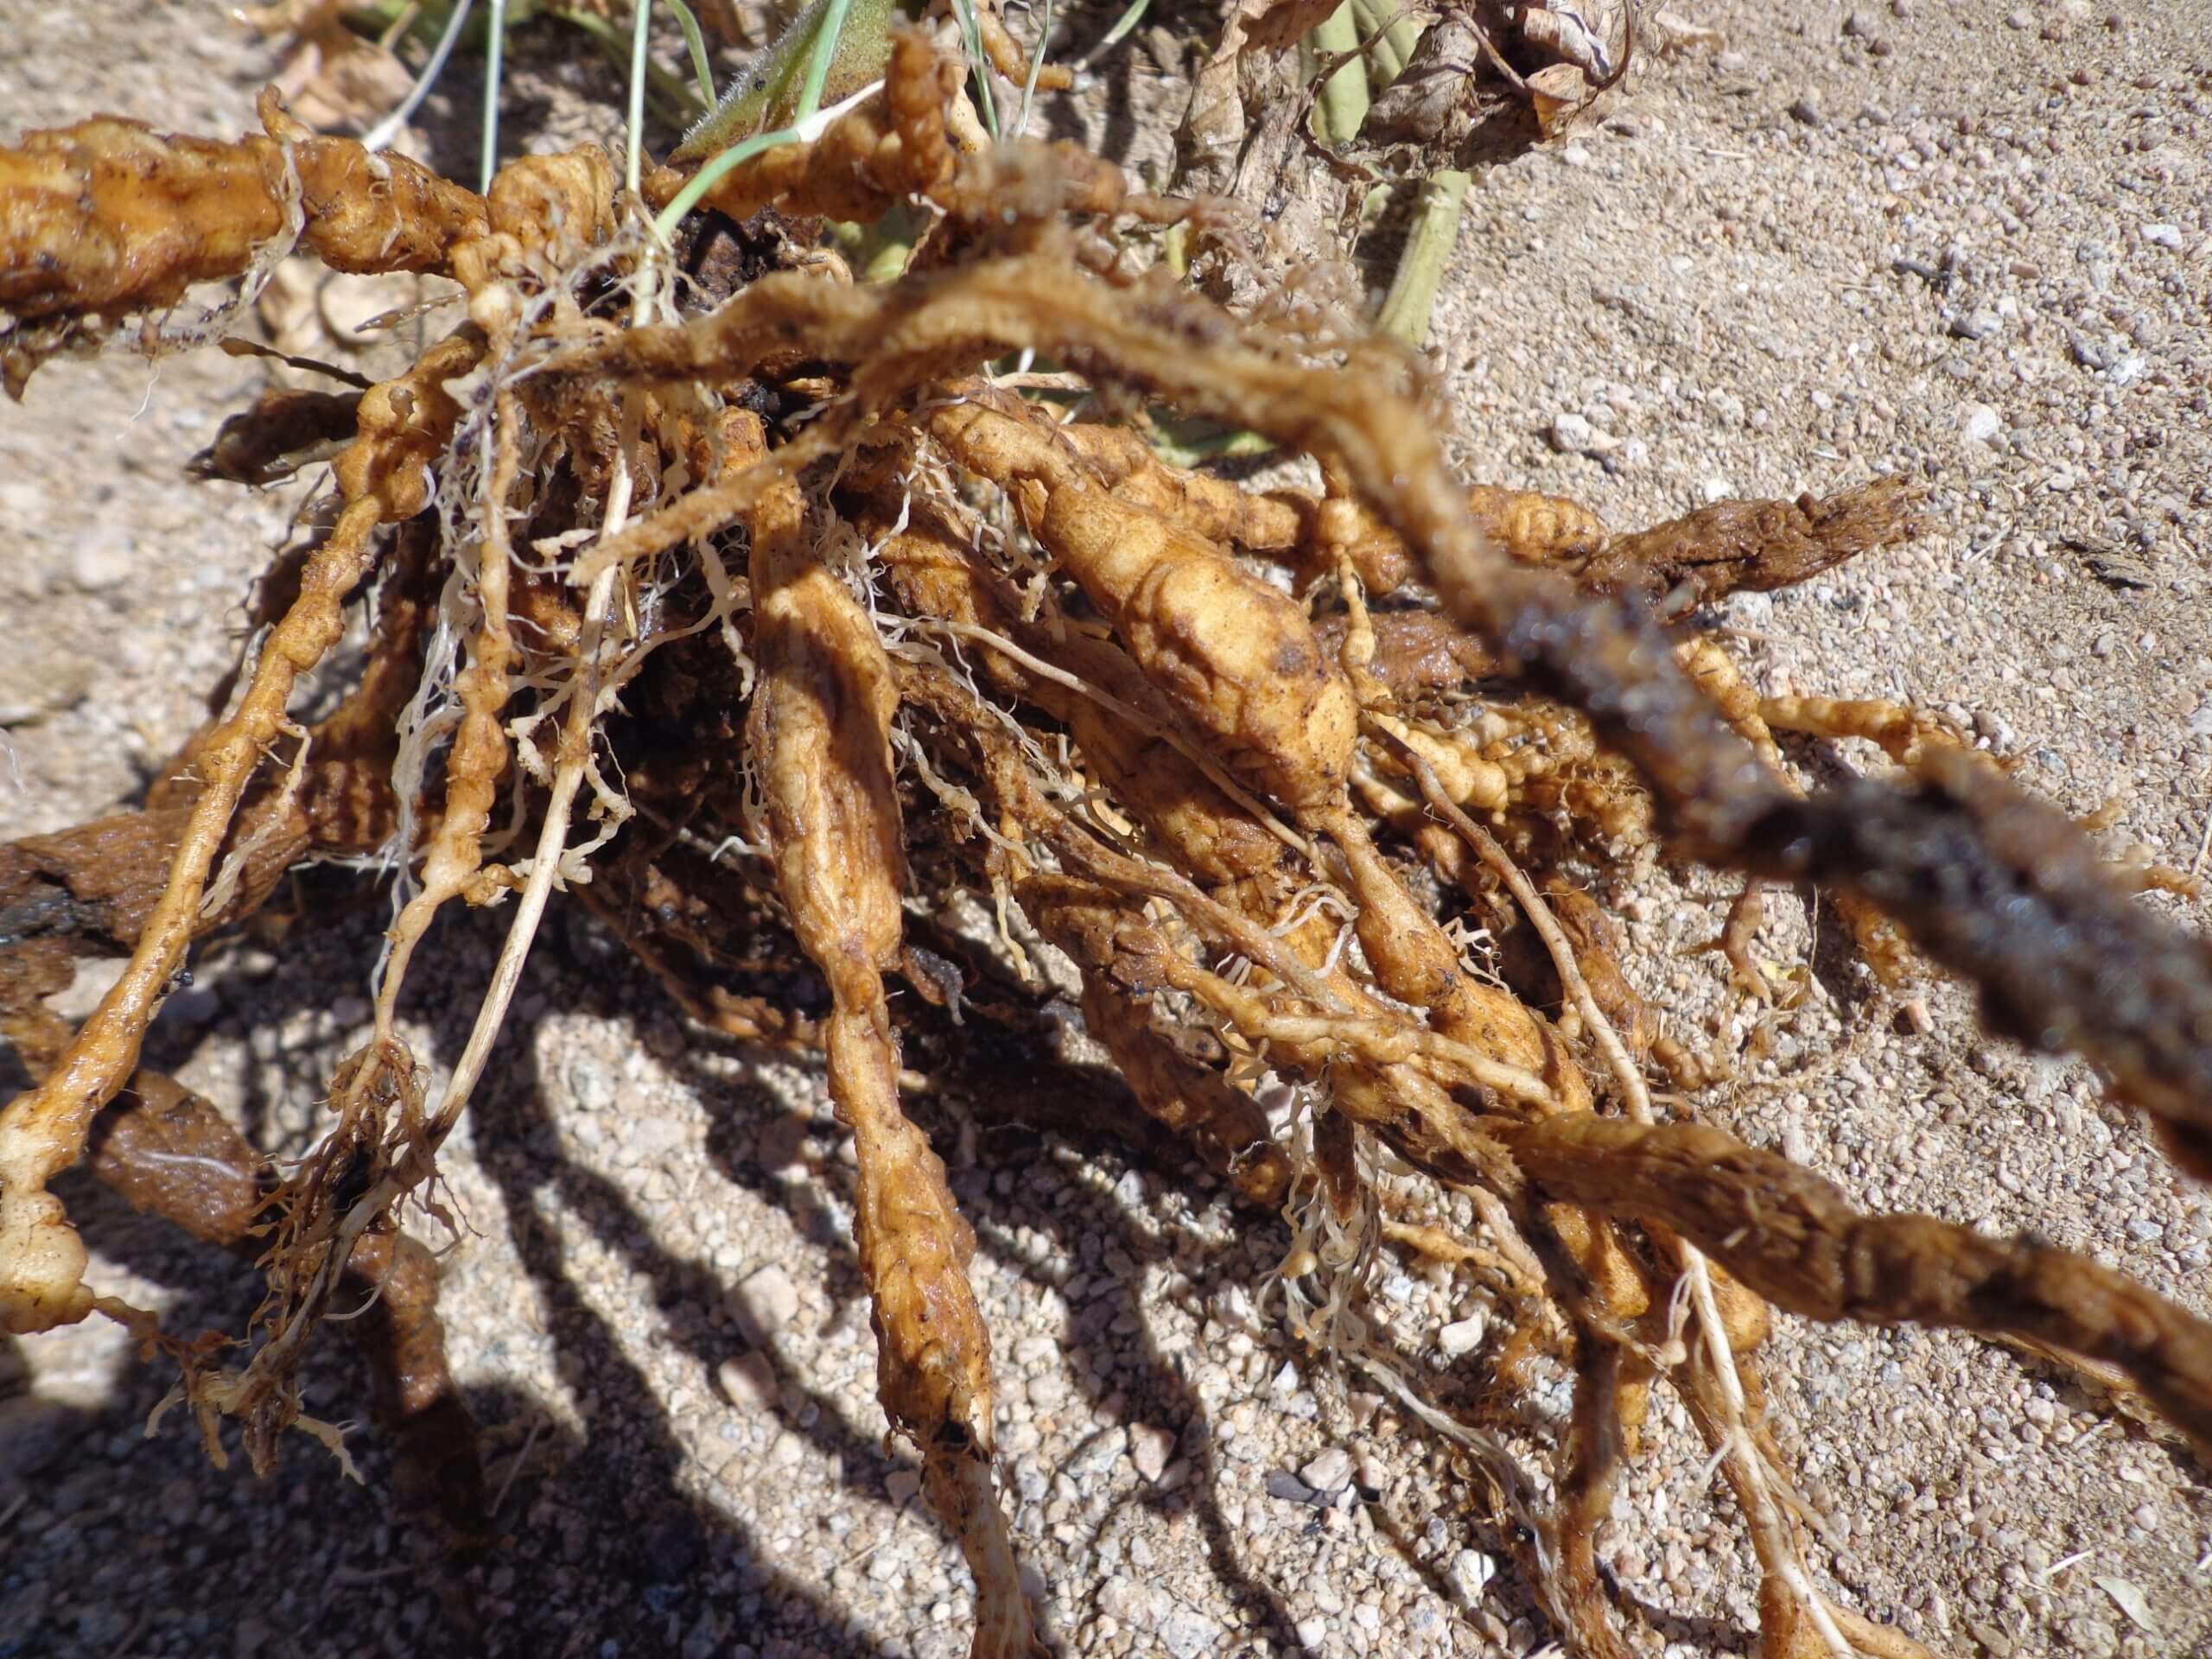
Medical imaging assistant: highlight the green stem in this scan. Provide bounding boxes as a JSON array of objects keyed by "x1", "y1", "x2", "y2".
[
  {"x1": 664, "y1": 0, "x2": 719, "y2": 107},
  {"x1": 1303, "y1": 3, "x2": 1369, "y2": 147},
  {"x1": 654, "y1": 126, "x2": 795, "y2": 236},
  {"x1": 1071, "y1": 0, "x2": 1150, "y2": 71},
  {"x1": 795, "y1": 0, "x2": 855, "y2": 120},
  {"x1": 626, "y1": 0, "x2": 652, "y2": 193},
  {"x1": 481, "y1": 0, "x2": 505, "y2": 191},
  {"x1": 1376, "y1": 168, "x2": 1469, "y2": 350}
]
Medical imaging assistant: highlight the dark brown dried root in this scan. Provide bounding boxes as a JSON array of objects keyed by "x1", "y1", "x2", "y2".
[
  {"x1": 1502, "y1": 1113, "x2": 2212, "y2": 1454},
  {"x1": 0, "y1": 936, "x2": 483, "y2": 1529},
  {"x1": 1578, "y1": 476, "x2": 1927, "y2": 612},
  {"x1": 86, "y1": 1073, "x2": 486, "y2": 1531}
]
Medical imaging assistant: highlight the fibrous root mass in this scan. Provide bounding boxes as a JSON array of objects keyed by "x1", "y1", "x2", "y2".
[{"x1": 3, "y1": 25, "x2": 2210, "y2": 1659}]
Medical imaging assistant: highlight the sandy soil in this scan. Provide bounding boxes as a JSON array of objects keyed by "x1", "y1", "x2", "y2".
[{"x1": 2, "y1": 3, "x2": 2208, "y2": 1658}]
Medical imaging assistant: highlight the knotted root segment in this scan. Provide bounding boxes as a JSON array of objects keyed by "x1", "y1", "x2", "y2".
[
  {"x1": 6, "y1": 48, "x2": 2212, "y2": 1659},
  {"x1": 1502, "y1": 1113, "x2": 2212, "y2": 1455},
  {"x1": 750, "y1": 483, "x2": 1036, "y2": 1656},
  {"x1": 0, "y1": 91, "x2": 488, "y2": 393}
]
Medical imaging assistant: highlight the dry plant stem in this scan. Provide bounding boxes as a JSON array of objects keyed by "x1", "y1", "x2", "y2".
[
  {"x1": 750, "y1": 487, "x2": 1035, "y2": 1657},
  {"x1": 438, "y1": 559, "x2": 622, "y2": 1133}
]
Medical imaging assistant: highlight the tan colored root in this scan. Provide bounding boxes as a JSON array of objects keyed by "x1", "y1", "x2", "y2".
[
  {"x1": 546, "y1": 239, "x2": 2212, "y2": 1170},
  {"x1": 970, "y1": 0, "x2": 1075, "y2": 92},
  {"x1": 371, "y1": 381, "x2": 521, "y2": 1045},
  {"x1": 1055, "y1": 419, "x2": 1304, "y2": 553},
  {"x1": 1391, "y1": 732, "x2": 1853, "y2": 1656},
  {"x1": 15, "y1": 94, "x2": 2212, "y2": 1659},
  {"x1": 930, "y1": 398, "x2": 1358, "y2": 821},
  {"x1": 0, "y1": 92, "x2": 487, "y2": 392},
  {"x1": 1759, "y1": 693, "x2": 1966, "y2": 769},
  {"x1": 0, "y1": 326, "x2": 483, "y2": 1337},
  {"x1": 235, "y1": 346, "x2": 619, "y2": 1462},
  {"x1": 750, "y1": 486, "x2": 1035, "y2": 1657}
]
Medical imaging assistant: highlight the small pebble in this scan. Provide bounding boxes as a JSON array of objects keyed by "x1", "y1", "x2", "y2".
[
  {"x1": 1158, "y1": 1609, "x2": 1221, "y2": 1659},
  {"x1": 1437, "y1": 1314, "x2": 1488, "y2": 1358},
  {"x1": 1948, "y1": 307, "x2": 2001, "y2": 341},
  {"x1": 735, "y1": 1263, "x2": 801, "y2": 1338},
  {"x1": 1299, "y1": 1446, "x2": 1353, "y2": 1495},
  {"x1": 715, "y1": 1351, "x2": 776, "y2": 1412},
  {"x1": 1446, "y1": 1548, "x2": 1497, "y2": 1605},
  {"x1": 67, "y1": 532, "x2": 133, "y2": 592},
  {"x1": 1549, "y1": 411, "x2": 1597, "y2": 453},
  {"x1": 1128, "y1": 1423, "x2": 1174, "y2": 1483}
]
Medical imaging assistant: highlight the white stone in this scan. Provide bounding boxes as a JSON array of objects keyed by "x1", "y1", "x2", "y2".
[
  {"x1": 1159, "y1": 1608, "x2": 1221, "y2": 1658},
  {"x1": 1961, "y1": 402, "x2": 2002, "y2": 445},
  {"x1": 1549, "y1": 411, "x2": 1597, "y2": 453},
  {"x1": 1298, "y1": 1446, "x2": 1353, "y2": 1494},
  {"x1": 736, "y1": 1263, "x2": 801, "y2": 1337},
  {"x1": 1437, "y1": 1313, "x2": 1489, "y2": 1358},
  {"x1": 67, "y1": 532, "x2": 134, "y2": 592},
  {"x1": 1128, "y1": 1423, "x2": 1175, "y2": 1482},
  {"x1": 1097, "y1": 1575, "x2": 1154, "y2": 1624}
]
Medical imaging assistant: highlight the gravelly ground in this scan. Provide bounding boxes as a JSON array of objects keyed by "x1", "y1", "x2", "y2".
[{"x1": 3, "y1": 3, "x2": 2209, "y2": 1658}]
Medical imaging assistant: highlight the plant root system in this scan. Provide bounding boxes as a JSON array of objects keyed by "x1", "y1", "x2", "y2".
[{"x1": 4, "y1": 26, "x2": 2210, "y2": 1659}]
